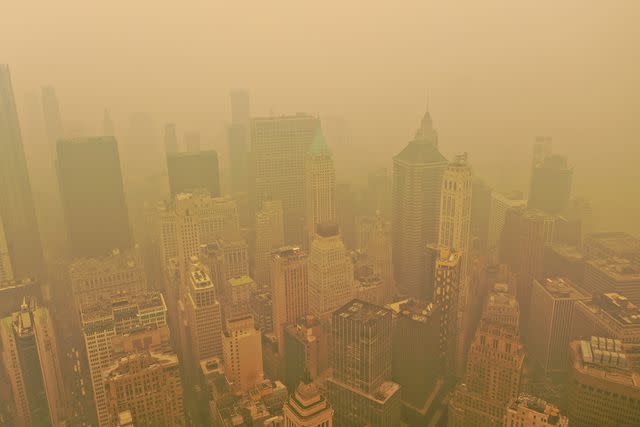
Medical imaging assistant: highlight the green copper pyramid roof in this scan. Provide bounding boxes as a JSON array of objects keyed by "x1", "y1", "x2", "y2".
[
  {"x1": 308, "y1": 125, "x2": 331, "y2": 155},
  {"x1": 394, "y1": 138, "x2": 447, "y2": 164}
]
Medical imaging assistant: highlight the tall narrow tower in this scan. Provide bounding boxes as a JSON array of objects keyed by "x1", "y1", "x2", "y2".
[
  {"x1": 305, "y1": 126, "x2": 336, "y2": 245},
  {"x1": 392, "y1": 110, "x2": 447, "y2": 298},
  {"x1": 0, "y1": 65, "x2": 44, "y2": 279}
]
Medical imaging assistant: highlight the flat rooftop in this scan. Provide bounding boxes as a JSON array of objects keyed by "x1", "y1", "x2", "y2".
[
  {"x1": 334, "y1": 299, "x2": 391, "y2": 322},
  {"x1": 539, "y1": 277, "x2": 587, "y2": 300},
  {"x1": 585, "y1": 293, "x2": 640, "y2": 326},
  {"x1": 588, "y1": 258, "x2": 640, "y2": 281}
]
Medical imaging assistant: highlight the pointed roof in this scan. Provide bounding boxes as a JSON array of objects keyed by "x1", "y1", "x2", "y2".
[
  {"x1": 308, "y1": 125, "x2": 331, "y2": 155},
  {"x1": 394, "y1": 108, "x2": 446, "y2": 164}
]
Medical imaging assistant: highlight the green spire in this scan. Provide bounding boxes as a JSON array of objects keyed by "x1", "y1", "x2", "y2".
[{"x1": 309, "y1": 125, "x2": 331, "y2": 155}]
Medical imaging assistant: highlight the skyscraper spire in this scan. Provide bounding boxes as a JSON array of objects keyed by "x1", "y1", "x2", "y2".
[{"x1": 415, "y1": 103, "x2": 438, "y2": 146}]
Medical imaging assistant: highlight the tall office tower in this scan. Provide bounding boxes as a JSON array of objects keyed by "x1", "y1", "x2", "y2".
[
  {"x1": 251, "y1": 114, "x2": 320, "y2": 244},
  {"x1": 184, "y1": 131, "x2": 201, "y2": 152},
  {"x1": 487, "y1": 191, "x2": 527, "y2": 262},
  {"x1": 583, "y1": 231, "x2": 640, "y2": 260},
  {"x1": 81, "y1": 291, "x2": 167, "y2": 427},
  {"x1": 308, "y1": 223, "x2": 353, "y2": 319},
  {"x1": 583, "y1": 258, "x2": 640, "y2": 305},
  {"x1": 543, "y1": 244, "x2": 585, "y2": 287},
  {"x1": 199, "y1": 240, "x2": 249, "y2": 297},
  {"x1": 0, "y1": 221, "x2": 13, "y2": 284},
  {"x1": 0, "y1": 65, "x2": 44, "y2": 280},
  {"x1": 500, "y1": 208, "x2": 555, "y2": 327},
  {"x1": 229, "y1": 90, "x2": 250, "y2": 195},
  {"x1": 103, "y1": 109, "x2": 115, "y2": 136},
  {"x1": 184, "y1": 261, "x2": 223, "y2": 365},
  {"x1": 103, "y1": 351, "x2": 184, "y2": 426},
  {"x1": 392, "y1": 109, "x2": 448, "y2": 298},
  {"x1": 532, "y1": 136, "x2": 553, "y2": 167},
  {"x1": 304, "y1": 126, "x2": 336, "y2": 244},
  {"x1": 174, "y1": 193, "x2": 240, "y2": 279},
  {"x1": 363, "y1": 168, "x2": 392, "y2": 219},
  {"x1": 284, "y1": 315, "x2": 329, "y2": 391},
  {"x1": 529, "y1": 152, "x2": 573, "y2": 215},
  {"x1": 41, "y1": 86, "x2": 63, "y2": 146},
  {"x1": 567, "y1": 337, "x2": 640, "y2": 425},
  {"x1": 271, "y1": 246, "x2": 308, "y2": 354},
  {"x1": 57, "y1": 136, "x2": 132, "y2": 258},
  {"x1": 431, "y1": 247, "x2": 461, "y2": 374},
  {"x1": 572, "y1": 293, "x2": 640, "y2": 344},
  {"x1": 389, "y1": 299, "x2": 445, "y2": 425},
  {"x1": 254, "y1": 199, "x2": 285, "y2": 286},
  {"x1": 164, "y1": 123, "x2": 178, "y2": 155},
  {"x1": 167, "y1": 150, "x2": 221, "y2": 198},
  {"x1": 222, "y1": 314, "x2": 264, "y2": 392},
  {"x1": 505, "y1": 394, "x2": 568, "y2": 427},
  {"x1": 335, "y1": 183, "x2": 358, "y2": 248},
  {"x1": 365, "y1": 213, "x2": 395, "y2": 302},
  {"x1": 1, "y1": 301, "x2": 66, "y2": 427},
  {"x1": 68, "y1": 246, "x2": 147, "y2": 308},
  {"x1": 283, "y1": 381, "x2": 334, "y2": 427},
  {"x1": 470, "y1": 179, "x2": 492, "y2": 251},
  {"x1": 448, "y1": 285, "x2": 524, "y2": 427},
  {"x1": 328, "y1": 300, "x2": 401, "y2": 427},
  {"x1": 226, "y1": 275, "x2": 255, "y2": 318},
  {"x1": 528, "y1": 277, "x2": 587, "y2": 375}
]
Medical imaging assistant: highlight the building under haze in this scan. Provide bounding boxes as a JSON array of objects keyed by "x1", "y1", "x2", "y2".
[
  {"x1": 0, "y1": 64, "x2": 44, "y2": 280},
  {"x1": 528, "y1": 151, "x2": 573, "y2": 215},
  {"x1": 167, "y1": 150, "x2": 221, "y2": 198},
  {"x1": 283, "y1": 381, "x2": 334, "y2": 427},
  {"x1": 1, "y1": 301, "x2": 66, "y2": 427},
  {"x1": 251, "y1": 114, "x2": 320, "y2": 245},
  {"x1": 487, "y1": 190, "x2": 527, "y2": 263},
  {"x1": 304, "y1": 126, "x2": 337, "y2": 244},
  {"x1": 505, "y1": 394, "x2": 568, "y2": 427},
  {"x1": 228, "y1": 90, "x2": 250, "y2": 195},
  {"x1": 392, "y1": 109, "x2": 447, "y2": 298},
  {"x1": 57, "y1": 136, "x2": 132, "y2": 258},
  {"x1": 327, "y1": 300, "x2": 401, "y2": 427},
  {"x1": 253, "y1": 199, "x2": 285, "y2": 286},
  {"x1": 221, "y1": 314, "x2": 263, "y2": 393}
]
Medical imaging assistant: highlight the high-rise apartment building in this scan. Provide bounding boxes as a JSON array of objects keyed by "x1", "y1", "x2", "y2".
[
  {"x1": 68, "y1": 246, "x2": 147, "y2": 308},
  {"x1": 81, "y1": 291, "x2": 168, "y2": 427},
  {"x1": 57, "y1": 136, "x2": 132, "y2": 258},
  {"x1": 487, "y1": 191, "x2": 527, "y2": 262},
  {"x1": 103, "y1": 350, "x2": 184, "y2": 426},
  {"x1": 567, "y1": 337, "x2": 640, "y2": 426},
  {"x1": 308, "y1": 223, "x2": 353, "y2": 319},
  {"x1": 0, "y1": 64, "x2": 44, "y2": 279},
  {"x1": 254, "y1": 199, "x2": 285, "y2": 286},
  {"x1": 283, "y1": 381, "x2": 334, "y2": 427},
  {"x1": 448, "y1": 285, "x2": 524, "y2": 426},
  {"x1": 1, "y1": 301, "x2": 66, "y2": 427},
  {"x1": 167, "y1": 150, "x2": 221, "y2": 198},
  {"x1": 251, "y1": 114, "x2": 320, "y2": 244},
  {"x1": 392, "y1": 110, "x2": 448, "y2": 298},
  {"x1": 222, "y1": 314, "x2": 264, "y2": 392},
  {"x1": 528, "y1": 277, "x2": 587, "y2": 375},
  {"x1": 529, "y1": 152, "x2": 572, "y2": 215},
  {"x1": 327, "y1": 300, "x2": 401, "y2": 427},
  {"x1": 505, "y1": 394, "x2": 568, "y2": 427},
  {"x1": 305, "y1": 127, "x2": 336, "y2": 245},
  {"x1": 271, "y1": 246, "x2": 308, "y2": 354}
]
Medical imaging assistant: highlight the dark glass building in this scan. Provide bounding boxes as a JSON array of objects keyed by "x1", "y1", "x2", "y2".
[{"x1": 167, "y1": 150, "x2": 221, "y2": 198}]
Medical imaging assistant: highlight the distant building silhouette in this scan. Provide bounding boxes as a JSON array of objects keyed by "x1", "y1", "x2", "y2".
[{"x1": 167, "y1": 150, "x2": 221, "y2": 198}]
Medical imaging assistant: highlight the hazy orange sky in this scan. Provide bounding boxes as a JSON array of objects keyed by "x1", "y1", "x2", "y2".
[{"x1": 3, "y1": 1, "x2": 639, "y2": 232}]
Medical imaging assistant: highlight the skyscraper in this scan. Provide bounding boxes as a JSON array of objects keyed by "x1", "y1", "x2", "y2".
[
  {"x1": 392, "y1": 109, "x2": 447, "y2": 298},
  {"x1": 327, "y1": 300, "x2": 401, "y2": 426},
  {"x1": 487, "y1": 190, "x2": 527, "y2": 262},
  {"x1": 41, "y1": 86, "x2": 63, "y2": 146},
  {"x1": 167, "y1": 150, "x2": 221, "y2": 198},
  {"x1": 164, "y1": 123, "x2": 178, "y2": 155},
  {"x1": 529, "y1": 152, "x2": 573, "y2": 215},
  {"x1": 57, "y1": 136, "x2": 132, "y2": 258},
  {"x1": 0, "y1": 65, "x2": 44, "y2": 279},
  {"x1": 253, "y1": 199, "x2": 285, "y2": 286},
  {"x1": 251, "y1": 114, "x2": 320, "y2": 244},
  {"x1": 448, "y1": 285, "x2": 524, "y2": 426},
  {"x1": 305, "y1": 126, "x2": 336, "y2": 244},
  {"x1": 271, "y1": 246, "x2": 308, "y2": 354},
  {"x1": 103, "y1": 350, "x2": 184, "y2": 426},
  {"x1": 365, "y1": 213, "x2": 395, "y2": 302},
  {"x1": 0, "y1": 220, "x2": 13, "y2": 284},
  {"x1": 307, "y1": 223, "x2": 353, "y2": 320},
  {"x1": 528, "y1": 277, "x2": 587, "y2": 375},
  {"x1": 0, "y1": 301, "x2": 66, "y2": 427},
  {"x1": 283, "y1": 381, "x2": 334, "y2": 427},
  {"x1": 283, "y1": 315, "x2": 329, "y2": 391},
  {"x1": 221, "y1": 314, "x2": 264, "y2": 393}
]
